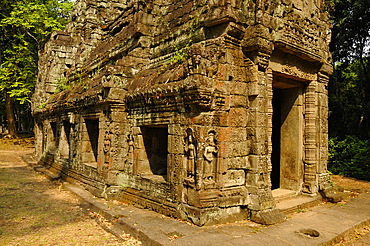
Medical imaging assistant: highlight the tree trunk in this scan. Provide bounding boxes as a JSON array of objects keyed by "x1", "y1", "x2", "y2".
[{"x1": 5, "y1": 92, "x2": 17, "y2": 138}]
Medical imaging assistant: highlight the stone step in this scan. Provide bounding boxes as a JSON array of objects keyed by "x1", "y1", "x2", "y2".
[
  {"x1": 272, "y1": 188, "x2": 297, "y2": 202},
  {"x1": 275, "y1": 194, "x2": 322, "y2": 215},
  {"x1": 21, "y1": 153, "x2": 38, "y2": 167},
  {"x1": 33, "y1": 166, "x2": 61, "y2": 181}
]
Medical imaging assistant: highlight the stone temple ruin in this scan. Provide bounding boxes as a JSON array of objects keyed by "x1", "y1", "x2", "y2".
[{"x1": 32, "y1": 0, "x2": 333, "y2": 225}]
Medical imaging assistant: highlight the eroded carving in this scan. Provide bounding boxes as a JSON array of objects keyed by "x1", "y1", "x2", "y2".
[
  {"x1": 184, "y1": 128, "x2": 197, "y2": 184},
  {"x1": 32, "y1": 0, "x2": 332, "y2": 226},
  {"x1": 203, "y1": 130, "x2": 218, "y2": 186}
]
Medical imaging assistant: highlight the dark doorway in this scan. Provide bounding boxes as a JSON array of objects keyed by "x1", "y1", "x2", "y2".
[
  {"x1": 50, "y1": 122, "x2": 58, "y2": 143},
  {"x1": 85, "y1": 119, "x2": 99, "y2": 161},
  {"x1": 271, "y1": 76, "x2": 304, "y2": 191},
  {"x1": 60, "y1": 121, "x2": 72, "y2": 158},
  {"x1": 141, "y1": 126, "x2": 168, "y2": 176},
  {"x1": 271, "y1": 88, "x2": 282, "y2": 189},
  {"x1": 64, "y1": 121, "x2": 71, "y2": 144}
]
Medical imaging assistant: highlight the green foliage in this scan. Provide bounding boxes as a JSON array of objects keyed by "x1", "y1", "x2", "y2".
[
  {"x1": 329, "y1": 0, "x2": 370, "y2": 62},
  {"x1": 0, "y1": 0, "x2": 73, "y2": 103},
  {"x1": 169, "y1": 45, "x2": 190, "y2": 66},
  {"x1": 168, "y1": 18, "x2": 199, "y2": 66},
  {"x1": 0, "y1": 0, "x2": 72, "y2": 135},
  {"x1": 1, "y1": 1, "x2": 72, "y2": 46},
  {"x1": 37, "y1": 102, "x2": 47, "y2": 109},
  {"x1": 328, "y1": 0, "x2": 370, "y2": 181},
  {"x1": 329, "y1": 59, "x2": 370, "y2": 138},
  {"x1": 159, "y1": 16, "x2": 199, "y2": 74},
  {"x1": 0, "y1": 41, "x2": 36, "y2": 104},
  {"x1": 55, "y1": 77, "x2": 71, "y2": 93},
  {"x1": 328, "y1": 136, "x2": 370, "y2": 181},
  {"x1": 328, "y1": 0, "x2": 370, "y2": 139}
]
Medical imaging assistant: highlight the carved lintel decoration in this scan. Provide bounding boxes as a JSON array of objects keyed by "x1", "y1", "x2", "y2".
[
  {"x1": 242, "y1": 25, "x2": 273, "y2": 71},
  {"x1": 254, "y1": 51, "x2": 271, "y2": 71},
  {"x1": 225, "y1": 22, "x2": 245, "y2": 40},
  {"x1": 32, "y1": 0, "x2": 333, "y2": 227},
  {"x1": 126, "y1": 85, "x2": 221, "y2": 113}
]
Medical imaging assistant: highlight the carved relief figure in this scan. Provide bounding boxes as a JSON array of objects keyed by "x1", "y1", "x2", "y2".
[
  {"x1": 203, "y1": 130, "x2": 217, "y2": 183},
  {"x1": 127, "y1": 134, "x2": 134, "y2": 173},
  {"x1": 102, "y1": 130, "x2": 111, "y2": 174},
  {"x1": 103, "y1": 130, "x2": 111, "y2": 153},
  {"x1": 184, "y1": 128, "x2": 196, "y2": 183}
]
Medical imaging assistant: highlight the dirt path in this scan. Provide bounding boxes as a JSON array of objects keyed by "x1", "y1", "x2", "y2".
[
  {"x1": 330, "y1": 175, "x2": 370, "y2": 246},
  {"x1": 0, "y1": 136, "x2": 369, "y2": 245},
  {"x1": 0, "y1": 146, "x2": 139, "y2": 245}
]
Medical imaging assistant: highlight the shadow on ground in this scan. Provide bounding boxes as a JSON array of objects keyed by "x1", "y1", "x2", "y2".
[{"x1": 0, "y1": 148, "x2": 130, "y2": 245}]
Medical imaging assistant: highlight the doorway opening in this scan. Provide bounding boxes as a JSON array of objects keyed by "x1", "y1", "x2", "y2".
[
  {"x1": 82, "y1": 119, "x2": 99, "y2": 165},
  {"x1": 271, "y1": 75, "x2": 304, "y2": 191},
  {"x1": 271, "y1": 88, "x2": 281, "y2": 190},
  {"x1": 141, "y1": 126, "x2": 168, "y2": 177},
  {"x1": 85, "y1": 119, "x2": 99, "y2": 161},
  {"x1": 60, "y1": 121, "x2": 72, "y2": 158}
]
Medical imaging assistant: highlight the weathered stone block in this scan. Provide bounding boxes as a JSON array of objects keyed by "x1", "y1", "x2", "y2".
[
  {"x1": 168, "y1": 124, "x2": 183, "y2": 136},
  {"x1": 168, "y1": 162, "x2": 184, "y2": 185},
  {"x1": 134, "y1": 135, "x2": 145, "y2": 149},
  {"x1": 168, "y1": 135, "x2": 184, "y2": 154},
  {"x1": 246, "y1": 172, "x2": 259, "y2": 187},
  {"x1": 81, "y1": 140, "x2": 93, "y2": 152},
  {"x1": 230, "y1": 95, "x2": 248, "y2": 108},
  {"x1": 229, "y1": 108, "x2": 248, "y2": 127},
  {"x1": 229, "y1": 141, "x2": 250, "y2": 157},
  {"x1": 134, "y1": 159, "x2": 151, "y2": 175},
  {"x1": 33, "y1": 0, "x2": 332, "y2": 227},
  {"x1": 229, "y1": 65, "x2": 248, "y2": 82},
  {"x1": 230, "y1": 82, "x2": 248, "y2": 95},
  {"x1": 224, "y1": 170, "x2": 246, "y2": 187},
  {"x1": 132, "y1": 127, "x2": 141, "y2": 135},
  {"x1": 134, "y1": 148, "x2": 148, "y2": 162},
  {"x1": 227, "y1": 156, "x2": 250, "y2": 169},
  {"x1": 250, "y1": 140, "x2": 268, "y2": 155},
  {"x1": 251, "y1": 209, "x2": 286, "y2": 225},
  {"x1": 108, "y1": 88, "x2": 127, "y2": 100},
  {"x1": 218, "y1": 127, "x2": 246, "y2": 142},
  {"x1": 248, "y1": 82, "x2": 260, "y2": 96},
  {"x1": 81, "y1": 152, "x2": 96, "y2": 163}
]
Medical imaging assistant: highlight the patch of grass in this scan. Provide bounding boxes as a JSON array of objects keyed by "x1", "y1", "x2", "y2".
[
  {"x1": 295, "y1": 208, "x2": 307, "y2": 213},
  {"x1": 0, "y1": 138, "x2": 138, "y2": 245},
  {"x1": 0, "y1": 134, "x2": 35, "y2": 150}
]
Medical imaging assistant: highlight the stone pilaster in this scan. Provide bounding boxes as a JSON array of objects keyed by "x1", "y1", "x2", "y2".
[{"x1": 303, "y1": 80, "x2": 318, "y2": 194}]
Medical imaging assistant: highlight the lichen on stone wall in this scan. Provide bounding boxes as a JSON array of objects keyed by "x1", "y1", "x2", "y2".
[{"x1": 33, "y1": 0, "x2": 332, "y2": 226}]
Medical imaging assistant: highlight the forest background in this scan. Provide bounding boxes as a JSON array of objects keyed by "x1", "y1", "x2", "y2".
[{"x1": 0, "y1": 0, "x2": 369, "y2": 181}]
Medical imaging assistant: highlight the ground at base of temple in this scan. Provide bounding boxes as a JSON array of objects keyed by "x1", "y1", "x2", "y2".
[
  {"x1": 1, "y1": 134, "x2": 369, "y2": 245},
  {"x1": 0, "y1": 145, "x2": 140, "y2": 245},
  {"x1": 21, "y1": 155, "x2": 370, "y2": 245},
  {"x1": 59, "y1": 181, "x2": 370, "y2": 246}
]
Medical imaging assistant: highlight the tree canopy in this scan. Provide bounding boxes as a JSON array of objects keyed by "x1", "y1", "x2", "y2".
[
  {"x1": 0, "y1": 0, "x2": 72, "y2": 136},
  {"x1": 329, "y1": 0, "x2": 370, "y2": 63},
  {"x1": 328, "y1": 0, "x2": 370, "y2": 139},
  {"x1": 327, "y1": 0, "x2": 370, "y2": 181}
]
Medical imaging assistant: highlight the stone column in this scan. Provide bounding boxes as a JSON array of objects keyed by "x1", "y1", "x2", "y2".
[
  {"x1": 317, "y1": 64, "x2": 332, "y2": 191},
  {"x1": 303, "y1": 80, "x2": 319, "y2": 194},
  {"x1": 242, "y1": 26, "x2": 285, "y2": 224}
]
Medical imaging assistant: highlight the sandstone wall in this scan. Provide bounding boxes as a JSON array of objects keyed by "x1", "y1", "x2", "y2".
[{"x1": 33, "y1": 0, "x2": 332, "y2": 225}]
